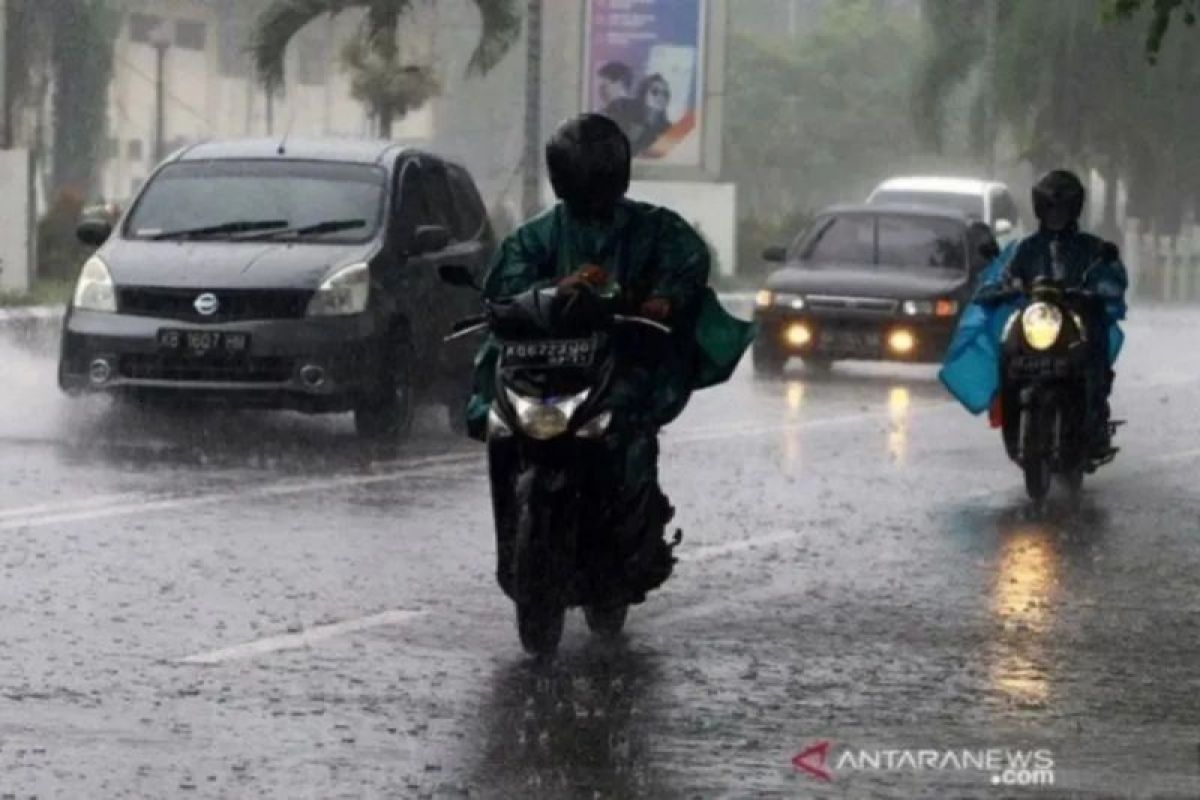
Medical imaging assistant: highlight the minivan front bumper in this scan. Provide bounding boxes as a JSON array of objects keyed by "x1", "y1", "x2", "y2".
[{"x1": 58, "y1": 309, "x2": 386, "y2": 411}]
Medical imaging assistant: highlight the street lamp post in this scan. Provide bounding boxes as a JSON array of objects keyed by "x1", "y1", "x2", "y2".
[{"x1": 150, "y1": 24, "x2": 172, "y2": 163}]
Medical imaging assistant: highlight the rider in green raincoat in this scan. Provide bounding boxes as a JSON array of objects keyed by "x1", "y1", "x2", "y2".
[{"x1": 466, "y1": 114, "x2": 754, "y2": 500}]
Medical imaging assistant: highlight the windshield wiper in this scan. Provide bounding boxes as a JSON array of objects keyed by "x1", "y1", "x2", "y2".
[
  {"x1": 234, "y1": 218, "x2": 368, "y2": 241},
  {"x1": 148, "y1": 219, "x2": 289, "y2": 241}
]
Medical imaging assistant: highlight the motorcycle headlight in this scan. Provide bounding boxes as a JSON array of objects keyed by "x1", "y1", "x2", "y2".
[
  {"x1": 1021, "y1": 302, "x2": 1063, "y2": 351},
  {"x1": 73, "y1": 256, "x2": 117, "y2": 312},
  {"x1": 505, "y1": 388, "x2": 590, "y2": 441},
  {"x1": 307, "y1": 262, "x2": 370, "y2": 316}
]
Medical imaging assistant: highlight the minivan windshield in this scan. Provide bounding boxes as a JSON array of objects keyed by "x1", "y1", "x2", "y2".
[
  {"x1": 871, "y1": 189, "x2": 985, "y2": 220},
  {"x1": 126, "y1": 160, "x2": 386, "y2": 243},
  {"x1": 796, "y1": 213, "x2": 966, "y2": 271}
]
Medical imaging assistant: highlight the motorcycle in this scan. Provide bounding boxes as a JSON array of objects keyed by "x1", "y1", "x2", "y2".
[
  {"x1": 995, "y1": 269, "x2": 1119, "y2": 502},
  {"x1": 440, "y1": 264, "x2": 679, "y2": 656}
]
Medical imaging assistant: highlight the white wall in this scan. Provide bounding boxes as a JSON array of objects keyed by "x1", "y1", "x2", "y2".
[{"x1": 0, "y1": 149, "x2": 34, "y2": 293}]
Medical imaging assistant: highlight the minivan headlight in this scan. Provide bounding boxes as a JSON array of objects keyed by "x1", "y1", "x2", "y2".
[
  {"x1": 307, "y1": 262, "x2": 370, "y2": 316},
  {"x1": 73, "y1": 256, "x2": 117, "y2": 312},
  {"x1": 1021, "y1": 302, "x2": 1063, "y2": 351}
]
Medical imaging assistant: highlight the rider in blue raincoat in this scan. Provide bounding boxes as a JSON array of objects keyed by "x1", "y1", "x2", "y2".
[{"x1": 940, "y1": 170, "x2": 1128, "y2": 455}]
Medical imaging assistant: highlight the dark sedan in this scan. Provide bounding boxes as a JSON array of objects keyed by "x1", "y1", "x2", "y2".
[
  {"x1": 59, "y1": 138, "x2": 493, "y2": 440},
  {"x1": 752, "y1": 204, "x2": 996, "y2": 374}
]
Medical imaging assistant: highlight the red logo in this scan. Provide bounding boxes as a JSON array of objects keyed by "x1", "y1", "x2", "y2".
[{"x1": 793, "y1": 740, "x2": 833, "y2": 781}]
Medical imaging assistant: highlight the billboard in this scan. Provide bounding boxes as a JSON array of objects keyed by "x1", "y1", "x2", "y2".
[{"x1": 584, "y1": 0, "x2": 706, "y2": 167}]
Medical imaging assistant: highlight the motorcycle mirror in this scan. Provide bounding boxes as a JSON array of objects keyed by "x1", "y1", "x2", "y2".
[{"x1": 438, "y1": 264, "x2": 480, "y2": 291}]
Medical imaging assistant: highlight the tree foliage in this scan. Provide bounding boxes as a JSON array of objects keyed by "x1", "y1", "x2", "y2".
[
  {"x1": 1107, "y1": 0, "x2": 1199, "y2": 59},
  {"x1": 917, "y1": 0, "x2": 1200, "y2": 233},
  {"x1": 252, "y1": 0, "x2": 521, "y2": 137}
]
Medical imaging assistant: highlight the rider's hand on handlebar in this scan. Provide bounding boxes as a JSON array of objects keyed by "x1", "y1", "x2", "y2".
[
  {"x1": 559, "y1": 263, "x2": 609, "y2": 291},
  {"x1": 639, "y1": 297, "x2": 672, "y2": 321}
]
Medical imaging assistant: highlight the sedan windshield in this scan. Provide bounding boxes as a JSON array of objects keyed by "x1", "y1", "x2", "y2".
[
  {"x1": 126, "y1": 160, "x2": 386, "y2": 243},
  {"x1": 797, "y1": 214, "x2": 966, "y2": 271}
]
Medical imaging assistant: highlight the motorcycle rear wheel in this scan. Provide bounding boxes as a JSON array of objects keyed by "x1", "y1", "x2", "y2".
[
  {"x1": 583, "y1": 604, "x2": 629, "y2": 636},
  {"x1": 517, "y1": 603, "x2": 565, "y2": 656}
]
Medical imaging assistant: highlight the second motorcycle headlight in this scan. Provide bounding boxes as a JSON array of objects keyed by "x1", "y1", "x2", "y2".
[
  {"x1": 1021, "y1": 302, "x2": 1064, "y2": 351},
  {"x1": 505, "y1": 388, "x2": 591, "y2": 440}
]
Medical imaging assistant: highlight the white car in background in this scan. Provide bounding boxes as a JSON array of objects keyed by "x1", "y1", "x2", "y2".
[{"x1": 867, "y1": 176, "x2": 1025, "y2": 243}]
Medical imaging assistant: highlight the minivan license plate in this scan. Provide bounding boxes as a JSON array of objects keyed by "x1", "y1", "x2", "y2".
[
  {"x1": 158, "y1": 329, "x2": 250, "y2": 357},
  {"x1": 501, "y1": 339, "x2": 595, "y2": 369}
]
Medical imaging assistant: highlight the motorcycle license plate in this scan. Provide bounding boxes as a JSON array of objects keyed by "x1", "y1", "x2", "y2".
[
  {"x1": 501, "y1": 338, "x2": 595, "y2": 369},
  {"x1": 158, "y1": 329, "x2": 250, "y2": 358},
  {"x1": 818, "y1": 330, "x2": 880, "y2": 353},
  {"x1": 1009, "y1": 354, "x2": 1068, "y2": 378}
]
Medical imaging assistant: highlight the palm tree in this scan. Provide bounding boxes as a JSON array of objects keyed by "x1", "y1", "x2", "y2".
[{"x1": 252, "y1": 0, "x2": 521, "y2": 138}]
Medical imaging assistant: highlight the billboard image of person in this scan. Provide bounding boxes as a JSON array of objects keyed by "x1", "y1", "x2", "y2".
[{"x1": 585, "y1": 0, "x2": 706, "y2": 165}]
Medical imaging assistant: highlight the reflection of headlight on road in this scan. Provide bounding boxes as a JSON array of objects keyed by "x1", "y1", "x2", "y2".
[
  {"x1": 1022, "y1": 303, "x2": 1063, "y2": 351},
  {"x1": 505, "y1": 388, "x2": 590, "y2": 440}
]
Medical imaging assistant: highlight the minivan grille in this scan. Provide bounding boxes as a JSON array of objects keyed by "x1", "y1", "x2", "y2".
[{"x1": 118, "y1": 287, "x2": 312, "y2": 322}]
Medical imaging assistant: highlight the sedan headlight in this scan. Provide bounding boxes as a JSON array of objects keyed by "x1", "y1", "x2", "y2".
[
  {"x1": 902, "y1": 300, "x2": 933, "y2": 316},
  {"x1": 1021, "y1": 302, "x2": 1063, "y2": 351},
  {"x1": 73, "y1": 256, "x2": 117, "y2": 312},
  {"x1": 505, "y1": 388, "x2": 590, "y2": 441},
  {"x1": 307, "y1": 262, "x2": 370, "y2": 316}
]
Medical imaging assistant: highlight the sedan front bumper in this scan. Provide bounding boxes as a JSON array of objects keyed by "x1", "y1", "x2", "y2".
[{"x1": 754, "y1": 308, "x2": 957, "y2": 363}]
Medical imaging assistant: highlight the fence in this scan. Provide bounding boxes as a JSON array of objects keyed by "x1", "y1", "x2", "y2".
[{"x1": 1125, "y1": 219, "x2": 1200, "y2": 302}]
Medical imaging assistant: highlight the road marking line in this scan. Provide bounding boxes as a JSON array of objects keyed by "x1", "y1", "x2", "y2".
[
  {"x1": 176, "y1": 609, "x2": 427, "y2": 665},
  {"x1": 0, "y1": 492, "x2": 151, "y2": 520},
  {"x1": 0, "y1": 453, "x2": 482, "y2": 531}
]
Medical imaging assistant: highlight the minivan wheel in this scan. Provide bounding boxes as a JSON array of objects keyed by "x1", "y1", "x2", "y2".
[{"x1": 354, "y1": 334, "x2": 415, "y2": 441}]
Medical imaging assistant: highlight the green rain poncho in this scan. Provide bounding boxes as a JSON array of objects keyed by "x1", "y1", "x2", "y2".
[{"x1": 466, "y1": 199, "x2": 754, "y2": 440}]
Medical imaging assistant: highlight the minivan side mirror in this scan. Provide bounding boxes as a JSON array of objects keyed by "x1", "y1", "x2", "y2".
[
  {"x1": 993, "y1": 218, "x2": 1014, "y2": 237},
  {"x1": 413, "y1": 224, "x2": 451, "y2": 255},
  {"x1": 762, "y1": 245, "x2": 788, "y2": 263},
  {"x1": 77, "y1": 217, "x2": 113, "y2": 247},
  {"x1": 438, "y1": 263, "x2": 480, "y2": 290}
]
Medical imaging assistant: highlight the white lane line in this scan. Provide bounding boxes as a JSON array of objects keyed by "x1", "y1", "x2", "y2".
[
  {"x1": 0, "y1": 492, "x2": 151, "y2": 520},
  {"x1": 176, "y1": 608, "x2": 427, "y2": 665},
  {"x1": 0, "y1": 408, "x2": 928, "y2": 531},
  {"x1": 0, "y1": 453, "x2": 481, "y2": 532}
]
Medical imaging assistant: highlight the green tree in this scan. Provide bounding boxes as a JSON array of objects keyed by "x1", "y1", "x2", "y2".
[
  {"x1": 252, "y1": 0, "x2": 521, "y2": 137},
  {"x1": 4, "y1": 0, "x2": 117, "y2": 199},
  {"x1": 1107, "y1": 0, "x2": 1199, "y2": 59},
  {"x1": 916, "y1": 0, "x2": 1200, "y2": 234},
  {"x1": 724, "y1": 1, "x2": 924, "y2": 274}
]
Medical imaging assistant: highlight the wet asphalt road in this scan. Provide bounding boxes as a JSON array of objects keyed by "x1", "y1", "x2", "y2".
[{"x1": 2, "y1": 309, "x2": 1200, "y2": 799}]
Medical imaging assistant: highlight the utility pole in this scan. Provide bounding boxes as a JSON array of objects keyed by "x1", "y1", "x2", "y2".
[
  {"x1": 151, "y1": 24, "x2": 172, "y2": 162},
  {"x1": 521, "y1": 0, "x2": 542, "y2": 219},
  {"x1": 1, "y1": 0, "x2": 8, "y2": 149},
  {"x1": 983, "y1": 0, "x2": 999, "y2": 177}
]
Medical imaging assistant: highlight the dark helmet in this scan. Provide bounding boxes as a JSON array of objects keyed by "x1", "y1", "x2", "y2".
[
  {"x1": 546, "y1": 113, "x2": 631, "y2": 220},
  {"x1": 1032, "y1": 169, "x2": 1085, "y2": 232}
]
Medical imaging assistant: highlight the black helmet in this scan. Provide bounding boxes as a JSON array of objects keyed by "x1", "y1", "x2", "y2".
[
  {"x1": 546, "y1": 113, "x2": 631, "y2": 220},
  {"x1": 1032, "y1": 169, "x2": 1085, "y2": 232}
]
